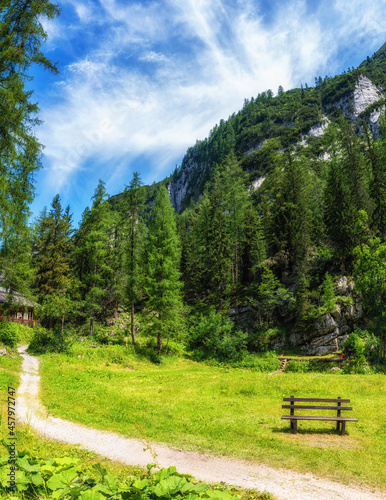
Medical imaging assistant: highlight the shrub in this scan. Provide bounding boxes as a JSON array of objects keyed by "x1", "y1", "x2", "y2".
[
  {"x1": 0, "y1": 321, "x2": 18, "y2": 348},
  {"x1": 285, "y1": 360, "x2": 309, "y2": 373},
  {"x1": 247, "y1": 327, "x2": 284, "y2": 353},
  {"x1": 28, "y1": 325, "x2": 72, "y2": 354},
  {"x1": 342, "y1": 328, "x2": 369, "y2": 374},
  {"x1": 230, "y1": 352, "x2": 281, "y2": 371},
  {"x1": 188, "y1": 308, "x2": 247, "y2": 362}
]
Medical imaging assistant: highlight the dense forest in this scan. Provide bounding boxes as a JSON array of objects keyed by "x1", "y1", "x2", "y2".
[{"x1": 1, "y1": 1, "x2": 386, "y2": 364}]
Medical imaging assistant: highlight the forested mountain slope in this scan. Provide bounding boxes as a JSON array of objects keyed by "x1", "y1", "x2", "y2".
[
  {"x1": 31, "y1": 42, "x2": 386, "y2": 360},
  {"x1": 168, "y1": 42, "x2": 386, "y2": 212}
]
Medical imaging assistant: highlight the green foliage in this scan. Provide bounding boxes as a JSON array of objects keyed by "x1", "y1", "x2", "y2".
[
  {"x1": 188, "y1": 308, "x2": 247, "y2": 361},
  {"x1": 342, "y1": 327, "x2": 380, "y2": 373},
  {"x1": 253, "y1": 267, "x2": 293, "y2": 329},
  {"x1": 0, "y1": 321, "x2": 17, "y2": 348},
  {"x1": 120, "y1": 172, "x2": 146, "y2": 344},
  {"x1": 28, "y1": 325, "x2": 72, "y2": 354},
  {"x1": 0, "y1": 0, "x2": 59, "y2": 296},
  {"x1": 145, "y1": 185, "x2": 184, "y2": 355},
  {"x1": 247, "y1": 327, "x2": 283, "y2": 353},
  {"x1": 285, "y1": 360, "x2": 309, "y2": 373},
  {"x1": 74, "y1": 180, "x2": 119, "y2": 336},
  {"x1": 0, "y1": 321, "x2": 34, "y2": 348},
  {"x1": 0, "y1": 447, "x2": 255, "y2": 500}
]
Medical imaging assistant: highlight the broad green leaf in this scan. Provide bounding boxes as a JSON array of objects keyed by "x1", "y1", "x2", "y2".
[
  {"x1": 41, "y1": 464, "x2": 57, "y2": 474},
  {"x1": 31, "y1": 472, "x2": 45, "y2": 487},
  {"x1": 181, "y1": 482, "x2": 209, "y2": 493},
  {"x1": 152, "y1": 475, "x2": 188, "y2": 497},
  {"x1": 53, "y1": 457, "x2": 79, "y2": 467},
  {"x1": 103, "y1": 472, "x2": 118, "y2": 491},
  {"x1": 47, "y1": 468, "x2": 79, "y2": 490},
  {"x1": 132, "y1": 478, "x2": 150, "y2": 490},
  {"x1": 16, "y1": 457, "x2": 41, "y2": 472},
  {"x1": 79, "y1": 489, "x2": 106, "y2": 500},
  {"x1": 15, "y1": 470, "x2": 30, "y2": 492},
  {"x1": 51, "y1": 487, "x2": 71, "y2": 499}
]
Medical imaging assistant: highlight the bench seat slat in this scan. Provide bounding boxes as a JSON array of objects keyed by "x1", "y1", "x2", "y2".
[
  {"x1": 282, "y1": 404, "x2": 352, "y2": 411},
  {"x1": 283, "y1": 397, "x2": 350, "y2": 403},
  {"x1": 281, "y1": 416, "x2": 358, "y2": 422}
]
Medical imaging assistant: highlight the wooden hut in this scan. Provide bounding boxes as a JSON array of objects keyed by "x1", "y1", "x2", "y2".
[{"x1": 0, "y1": 288, "x2": 37, "y2": 327}]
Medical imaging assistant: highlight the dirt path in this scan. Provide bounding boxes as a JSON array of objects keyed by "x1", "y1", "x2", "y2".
[{"x1": 16, "y1": 346, "x2": 384, "y2": 500}]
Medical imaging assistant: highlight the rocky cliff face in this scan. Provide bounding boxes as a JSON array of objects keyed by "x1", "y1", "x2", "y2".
[
  {"x1": 334, "y1": 75, "x2": 385, "y2": 133},
  {"x1": 168, "y1": 160, "x2": 208, "y2": 212},
  {"x1": 273, "y1": 277, "x2": 364, "y2": 356}
]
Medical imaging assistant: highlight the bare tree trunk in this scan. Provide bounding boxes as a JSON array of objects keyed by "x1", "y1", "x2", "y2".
[
  {"x1": 157, "y1": 314, "x2": 162, "y2": 355},
  {"x1": 131, "y1": 300, "x2": 136, "y2": 344}
]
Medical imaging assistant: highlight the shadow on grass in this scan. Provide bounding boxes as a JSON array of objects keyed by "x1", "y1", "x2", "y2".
[{"x1": 273, "y1": 426, "x2": 350, "y2": 436}]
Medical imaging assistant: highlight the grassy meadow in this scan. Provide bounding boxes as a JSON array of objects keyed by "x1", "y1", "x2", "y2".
[
  {"x1": 36, "y1": 343, "x2": 386, "y2": 491},
  {"x1": 0, "y1": 350, "x2": 273, "y2": 499}
]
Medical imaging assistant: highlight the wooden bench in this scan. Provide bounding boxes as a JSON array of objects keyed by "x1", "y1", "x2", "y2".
[{"x1": 281, "y1": 396, "x2": 358, "y2": 435}]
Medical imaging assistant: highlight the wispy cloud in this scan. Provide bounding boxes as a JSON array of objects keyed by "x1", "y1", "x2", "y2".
[{"x1": 34, "y1": 0, "x2": 386, "y2": 220}]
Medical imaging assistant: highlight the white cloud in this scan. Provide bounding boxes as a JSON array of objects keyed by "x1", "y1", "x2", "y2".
[{"x1": 36, "y1": 0, "x2": 386, "y2": 204}]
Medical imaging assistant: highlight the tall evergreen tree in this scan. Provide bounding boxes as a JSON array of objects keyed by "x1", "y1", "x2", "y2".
[
  {"x1": 74, "y1": 181, "x2": 115, "y2": 336},
  {"x1": 267, "y1": 153, "x2": 312, "y2": 270},
  {"x1": 145, "y1": 185, "x2": 183, "y2": 355},
  {"x1": 365, "y1": 118, "x2": 386, "y2": 237},
  {"x1": 33, "y1": 195, "x2": 74, "y2": 330},
  {"x1": 0, "y1": 0, "x2": 59, "y2": 294},
  {"x1": 121, "y1": 172, "x2": 146, "y2": 344}
]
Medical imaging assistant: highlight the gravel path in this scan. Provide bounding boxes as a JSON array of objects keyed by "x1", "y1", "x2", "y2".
[{"x1": 16, "y1": 345, "x2": 384, "y2": 500}]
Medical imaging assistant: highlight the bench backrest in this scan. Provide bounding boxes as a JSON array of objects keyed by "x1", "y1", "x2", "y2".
[{"x1": 282, "y1": 396, "x2": 353, "y2": 416}]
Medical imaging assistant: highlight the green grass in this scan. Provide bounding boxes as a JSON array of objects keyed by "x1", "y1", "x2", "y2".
[
  {"x1": 0, "y1": 349, "x2": 273, "y2": 499},
  {"x1": 37, "y1": 343, "x2": 386, "y2": 491}
]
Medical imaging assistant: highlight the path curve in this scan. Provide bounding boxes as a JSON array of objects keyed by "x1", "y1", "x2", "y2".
[{"x1": 16, "y1": 346, "x2": 384, "y2": 500}]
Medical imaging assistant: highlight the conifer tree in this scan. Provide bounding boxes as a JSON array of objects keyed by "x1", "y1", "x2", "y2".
[
  {"x1": 0, "y1": 0, "x2": 59, "y2": 294},
  {"x1": 205, "y1": 173, "x2": 232, "y2": 309},
  {"x1": 33, "y1": 195, "x2": 74, "y2": 330},
  {"x1": 324, "y1": 129, "x2": 359, "y2": 268},
  {"x1": 121, "y1": 172, "x2": 146, "y2": 344},
  {"x1": 241, "y1": 205, "x2": 266, "y2": 285},
  {"x1": 366, "y1": 118, "x2": 386, "y2": 237},
  {"x1": 221, "y1": 153, "x2": 250, "y2": 287},
  {"x1": 74, "y1": 181, "x2": 115, "y2": 336},
  {"x1": 145, "y1": 185, "x2": 183, "y2": 355},
  {"x1": 268, "y1": 153, "x2": 312, "y2": 270}
]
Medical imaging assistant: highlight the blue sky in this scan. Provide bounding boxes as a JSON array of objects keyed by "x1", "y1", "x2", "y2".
[{"x1": 30, "y1": 0, "x2": 386, "y2": 225}]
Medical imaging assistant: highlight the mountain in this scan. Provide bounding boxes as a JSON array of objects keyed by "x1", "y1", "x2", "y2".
[
  {"x1": 167, "y1": 42, "x2": 386, "y2": 212},
  {"x1": 107, "y1": 42, "x2": 386, "y2": 357}
]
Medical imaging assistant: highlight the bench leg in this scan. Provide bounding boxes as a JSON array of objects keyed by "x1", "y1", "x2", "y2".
[
  {"x1": 336, "y1": 421, "x2": 341, "y2": 432},
  {"x1": 341, "y1": 421, "x2": 346, "y2": 436},
  {"x1": 293, "y1": 420, "x2": 298, "y2": 434}
]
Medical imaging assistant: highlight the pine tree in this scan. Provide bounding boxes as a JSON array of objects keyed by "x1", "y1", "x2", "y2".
[
  {"x1": 366, "y1": 119, "x2": 386, "y2": 237},
  {"x1": 324, "y1": 129, "x2": 360, "y2": 269},
  {"x1": 0, "y1": 0, "x2": 59, "y2": 286},
  {"x1": 121, "y1": 172, "x2": 146, "y2": 344},
  {"x1": 74, "y1": 181, "x2": 115, "y2": 336},
  {"x1": 205, "y1": 173, "x2": 232, "y2": 309},
  {"x1": 145, "y1": 185, "x2": 183, "y2": 355},
  {"x1": 267, "y1": 153, "x2": 312, "y2": 270}
]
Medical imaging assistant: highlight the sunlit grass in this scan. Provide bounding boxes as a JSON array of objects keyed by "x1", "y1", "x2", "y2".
[
  {"x1": 37, "y1": 343, "x2": 386, "y2": 490},
  {"x1": 0, "y1": 348, "x2": 273, "y2": 500}
]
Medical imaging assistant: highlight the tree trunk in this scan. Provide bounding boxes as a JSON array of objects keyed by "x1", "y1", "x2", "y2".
[
  {"x1": 157, "y1": 314, "x2": 162, "y2": 355},
  {"x1": 90, "y1": 318, "x2": 93, "y2": 338},
  {"x1": 131, "y1": 300, "x2": 136, "y2": 344}
]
